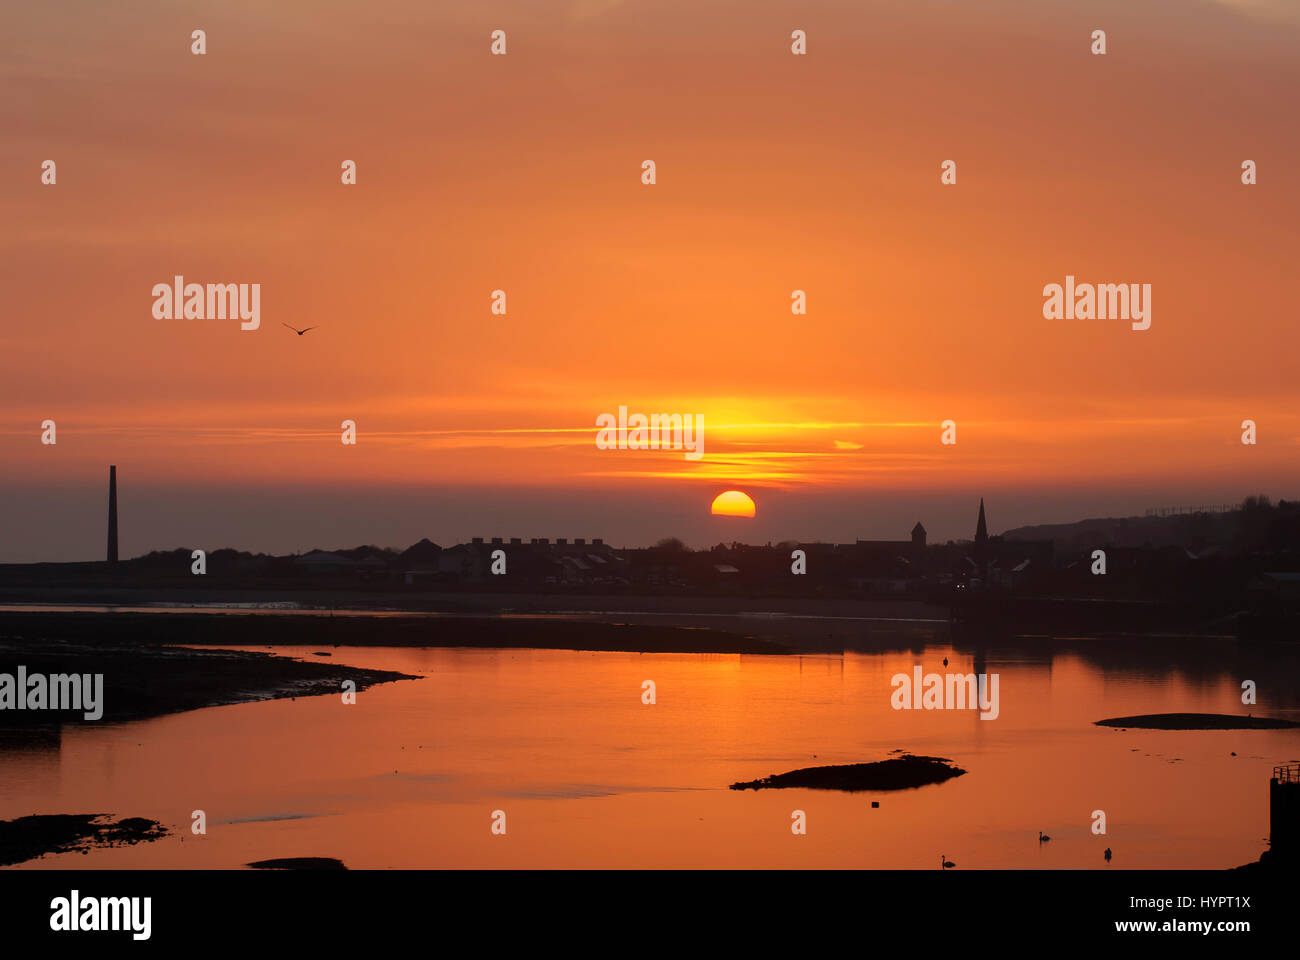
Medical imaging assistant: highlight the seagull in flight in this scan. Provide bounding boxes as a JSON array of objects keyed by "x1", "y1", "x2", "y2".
[{"x1": 281, "y1": 323, "x2": 317, "y2": 336}]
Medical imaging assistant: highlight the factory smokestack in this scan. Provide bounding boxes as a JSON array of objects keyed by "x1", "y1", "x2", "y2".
[{"x1": 107, "y1": 465, "x2": 118, "y2": 563}]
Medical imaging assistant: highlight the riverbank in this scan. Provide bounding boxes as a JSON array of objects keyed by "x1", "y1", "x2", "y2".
[
  {"x1": 0, "y1": 609, "x2": 792, "y2": 656},
  {"x1": 0, "y1": 632, "x2": 415, "y2": 731},
  {"x1": 0, "y1": 589, "x2": 947, "y2": 648}
]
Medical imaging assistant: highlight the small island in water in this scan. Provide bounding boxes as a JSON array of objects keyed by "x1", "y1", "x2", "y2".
[
  {"x1": 1095, "y1": 712, "x2": 1300, "y2": 730},
  {"x1": 730, "y1": 753, "x2": 967, "y2": 792},
  {"x1": 247, "y1": 857, "x2": 347, "y2": 870}
]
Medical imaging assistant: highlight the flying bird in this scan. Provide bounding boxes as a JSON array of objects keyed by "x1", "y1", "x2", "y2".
[{"x1": 281, "y1": 323, "x2": 317, "y2": 336}]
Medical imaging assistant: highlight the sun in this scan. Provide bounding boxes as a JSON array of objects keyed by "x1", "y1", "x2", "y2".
[{"x1": 710, "y1": 490, "x2": 756, "y2": 518}]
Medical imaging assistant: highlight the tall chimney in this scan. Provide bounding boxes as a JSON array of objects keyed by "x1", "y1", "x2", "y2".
[{"x1": 107, "y1": 465, "x2": 118, "y2": 563}]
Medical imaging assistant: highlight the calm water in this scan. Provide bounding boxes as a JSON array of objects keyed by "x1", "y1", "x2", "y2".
[{"x1": 3, "y1": 642, "x2": 1298, "y2": 869}]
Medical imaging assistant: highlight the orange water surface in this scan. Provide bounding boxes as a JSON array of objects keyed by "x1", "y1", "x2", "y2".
[{"x1": 2, "y1": 642, "x2": 1297, "y2": 869}]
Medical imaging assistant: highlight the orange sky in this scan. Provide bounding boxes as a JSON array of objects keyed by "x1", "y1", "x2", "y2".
[{"x1": 2, "y1": 0, "x2": 1298, "y2": 559}]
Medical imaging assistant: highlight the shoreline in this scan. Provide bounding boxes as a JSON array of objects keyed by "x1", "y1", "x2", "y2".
[
  {"x1": 0, "y1": 609, "x2": 793, "y2": 656},
  {"x1": 0, "y1": 601, "x2": 1266, "y2": 656}
]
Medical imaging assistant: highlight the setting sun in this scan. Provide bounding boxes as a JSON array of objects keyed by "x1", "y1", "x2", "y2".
[{"x1": 710, "y1": 490, "x2": 757, "y2": 518}]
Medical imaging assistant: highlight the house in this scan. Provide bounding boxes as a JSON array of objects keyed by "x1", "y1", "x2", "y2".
[{"x1": 294, "y1": 550, "x2": 358, "y2": 574}]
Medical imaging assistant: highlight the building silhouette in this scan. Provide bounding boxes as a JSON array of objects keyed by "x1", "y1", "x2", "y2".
[{"x1": 1271, "y1": 763, "x2": 1300, "y2": 860}]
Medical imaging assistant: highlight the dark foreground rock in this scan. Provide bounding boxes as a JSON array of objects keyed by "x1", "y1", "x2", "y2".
[
  {"x1": 0, "y1": 814, "x2": 166, "y2": 866},
  {"x1": 248, "y1": 857, "x2": 347, "y2": 870},
  {"x1": 1095, "y1": 713, "x2": 1300, "y2": 730},
  {"x1": 730, "y1": 753, "x2": 967, "y2": 792}
]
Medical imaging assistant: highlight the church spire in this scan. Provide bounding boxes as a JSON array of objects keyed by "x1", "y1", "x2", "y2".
[{"x1": 975, "y1": 498, "x2": 988, "y2": 547}]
